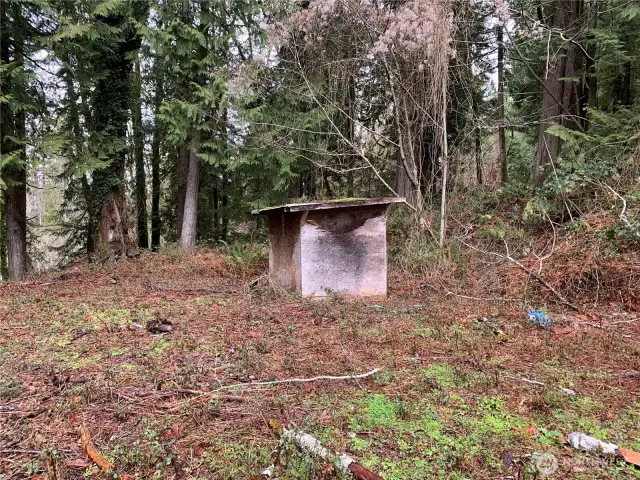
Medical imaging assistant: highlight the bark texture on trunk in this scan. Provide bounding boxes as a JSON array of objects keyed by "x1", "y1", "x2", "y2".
[
  {"x1": 475, "y1": 128, "x2": 483, "y2": 185},
  {"x1": 395, "y1": 150, "x2": 418, "y2": 205},
  {"x1": 585, "y1": 0, "x2": 598, "y2": 115},
  {"x1": 151, "y1": 54, "x2": 163, "y2": 251},
  {"x1": 0, "y1": 190, "x2": 7, "y2": 280},
  {"x1": 133, "y1": 56, "x2": 149, "y2": 249},
  {"x1": 612, "y1": 62, "x2": 632, "y2": 108},
  {"x1": 89, "y1": 12, "x2": 142, "y2": 255},
  {"x1": 496, "y1": 24, "x2": 507, "y2": 184},
  {"x1": 1, "y1": 2, "x2": 28, "y2": 280},
  {"x1": 180, "y1": 134, "x2": 200, "y2": 252},
  {"x1": 533, "y1": 0, "x2": 585, "y2": 186},
  {"x1": 175, "y1": 145, "x2": 189, "y2": 239},
  {"x1": 221, "y1": 185, "x2": 228, "y2": 242},
  {"x1": 2, "y1": 168, "x2": 28, "y2": 281}
]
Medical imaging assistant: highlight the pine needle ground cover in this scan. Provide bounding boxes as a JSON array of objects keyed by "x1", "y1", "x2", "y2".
[{"x1": 0, "y1": 251, "x2": 638, "y2": 479}]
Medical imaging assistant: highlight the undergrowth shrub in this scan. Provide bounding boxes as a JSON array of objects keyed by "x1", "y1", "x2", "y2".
[
  {"x1": 387, "y1": 208, "x2": 444, "y2": 275},
  {"x1": 219, "y1": 240, "x2": 267, "y2": 275}
]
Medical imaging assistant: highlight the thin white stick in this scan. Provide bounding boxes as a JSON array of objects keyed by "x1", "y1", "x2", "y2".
[
  {"x1": 601, "y1": 182, "x2": 633, "y2": 230},
  {"x1": 218, "y1": 368, "x2": 381, "y2": 392},
  {"x1": 164, "y1": 368, "x2": 381, "y2": 411},
  {"x1": 504, "y1": 375, "x2": 576, "y2": 395},
  {"x1": 504, "y1": 375, "x2": 545, "y2": 386},
  {"x1": 606, "y1": 317, "x2": 640, "y2": 326}
]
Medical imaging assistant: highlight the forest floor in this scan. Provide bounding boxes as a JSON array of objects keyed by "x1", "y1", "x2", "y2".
[{"x1": 0, "y1": 248, "x2": 639, "y2": 480}]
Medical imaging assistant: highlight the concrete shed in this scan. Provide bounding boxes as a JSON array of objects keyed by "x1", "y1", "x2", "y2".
[{"x1": 254, "y1": 197, "x2": 405, "y2": 297}]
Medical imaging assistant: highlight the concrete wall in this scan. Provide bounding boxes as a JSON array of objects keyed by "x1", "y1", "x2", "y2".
[{"x1": 299, "y1": 205, "x2": 388, "y2": 296}]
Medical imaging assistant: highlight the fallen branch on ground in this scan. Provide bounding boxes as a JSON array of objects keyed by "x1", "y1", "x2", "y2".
[
  {"x1": 8, "y1": 407, "x2": 47, "y2": 419},
  {"x1": 162, "y1": 368, "x2": 381, "y2": 412},
  {"x1": 601, "y1": 182, "x2": 636, "y2": 232},
  {"x1": 221, "y1": 368, "x2": 381, "y2": 390},
  {"x1": 80, "y1": 427, "x2": 113, "y2": 471},
  {"x1": 421, "y1": 282, "x2": 521, "y2": 302},
  {"x1": 278, "y1": 428, "x2": 383, "y2": 480},
  {"x1": 163, "y1": 394, "x2": 246, "y2": 413},
  {"x1": 149, "y1": 284, "x2": 230, "y2": 294},
  {"x1": 0, "y1": 449, "x2": 45, "y2": 455},
  {"x1": 504, "y1": 375, "x2": 576, "y2": 395},
  {"x1": 606, "y1": 317, "x2": 640, "y2": 326},
  {"x1": 69, "y1": 329, "x2": 91, "y2": 342}
]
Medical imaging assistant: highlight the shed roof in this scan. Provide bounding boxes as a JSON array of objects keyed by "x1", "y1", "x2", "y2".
[{"x1": 252, "y1": 197, "x2": 406, "y2": 215}]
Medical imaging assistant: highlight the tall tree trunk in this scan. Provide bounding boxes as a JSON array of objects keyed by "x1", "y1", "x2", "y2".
[
  {"x1": 62, "y1": 54, "x2": 94, "y2": 252},
  {"x1": 496, "y1": 24, "x2": 507, "y2": 184},
  {"x1": 178, "y1": 0, "x2": 209, "y2": 251},
  {"x1": 133, "y1": 55, "x2": 149, "y2": 248},
  {"x1": 212, "y1": 186, "x2": 219, "y2": 240},
  {"x1": 0, "y1": 191, "x2": 7, "y2": 281},
  {"x1": 180, "y1": 134, "x2": 200, "y2": 252},
  {"x1": 89, "y1": 12, "x2": 142, "y2": 255},
  {"x1": 585, "y1": 0, "x2": 598, "y2": 116},
  {"x1": 345, "y1": 72, "x2": 356, "y2": 198},
  {"x1": 221, "y1": 194, "x2": 229, "y2": 241},
  {"x1": 175, "y1": 145, "x2": 189, "y2": 238},
  {"x1": 533, "y1": 0, "x2": 584, "y2": 186},
  {"x1": 0, "y1": 2, "x2": 28, "y2": 280},
  {"x1": 77, "y1": 73, "x2": 95, "y2": 254},
  {"x1": 475, "y1": 128, "x2": 483, "y2": 185},
  {"x1": 471, "y1": 81, "x2": 483, "y2": 186},
  {"x1": 151, "y1": 52, "x2": 163, "y2": 251},
  {"x1": 221, "y1": 172, "x2": 229, "y2": 242},
  {"x1": 612, "y1": 62, "x2": 632, "y2": 108},
  {"x1": 395, "y1": 150, "x2": 415, "y2": 202},
  {"x1": 2, "y1": 174, "x2": 27, "y2": 281}
]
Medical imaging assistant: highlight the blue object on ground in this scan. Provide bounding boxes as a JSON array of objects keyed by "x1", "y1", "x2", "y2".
[{"x1": 527, "y1": 310, "x2": 552, "y2": 328}]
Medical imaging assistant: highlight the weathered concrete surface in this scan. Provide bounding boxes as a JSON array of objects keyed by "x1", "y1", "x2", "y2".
[
  {"x1": 300, "y1": 205, "x2": 388, "y2": 296},
  {"x1": 258, "y1": 198, "x2": 405, "y2": 297}
]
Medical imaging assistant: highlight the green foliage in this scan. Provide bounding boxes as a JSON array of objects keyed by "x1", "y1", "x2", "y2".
[
  {"x1": 364, "y1": 394, "x2": 397, "y2": 428},
  {"x1": 110, "y1": 417, "x2": 176, "y2": 475},
  {"x1": 220, "y1": 240, "x2": 267, "y2": 275},
  {"x1": 0, "y1": 378, "x2": 22, "y2": 400}
]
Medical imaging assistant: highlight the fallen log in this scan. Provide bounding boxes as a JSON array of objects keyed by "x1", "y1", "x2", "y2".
[{"x1": 281, "y1": 428, "x2": 383, "y2": 480}]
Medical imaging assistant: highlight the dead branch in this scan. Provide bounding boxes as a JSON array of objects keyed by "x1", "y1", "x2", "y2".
[
  {"x1": 149, "y1": 284, "x2": 230, "y2": 294},
  {"x1": 292, "y1": 51, "x2": 413, "y2": 210},
  {"x1": 421, "y1": 282, "x2": 521, "y2": 302},
  {"x1": 460, "y1": 239, "x2": 582, "y2": 313},
  {"x1": 80, "y1": 427, "x2": 113, "y2": 471},
  {"x1": 162, "y1": 368, "x2": 381, "y2": 412},
  {"x1": 220, "y1": 368, "x2": 381, "y2": 391},
  {"x1": 0, "y1": 449, "x2": 45, "y2": 455},
  {"x1": 504, "y1": 27, "x2": 585, "y2": 133},
  {"x1": 282, "y1": 428, "x2": 383, "y2": 480},
  {"x1": 606, "y1": 317, "x2": 640, "y2": 326},
  {"x1": 601, "y1": 182, "x2": 635, "y2": 231},
  {"x1": 504, "y1": 375, "x2": 576, "y2": 395},
  {"x1": 69, "y1": 329, "x2": 91, "y2": 342},
  {"x1": 163, "y1": 394, "x2": 246, "y2": 413}
]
